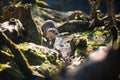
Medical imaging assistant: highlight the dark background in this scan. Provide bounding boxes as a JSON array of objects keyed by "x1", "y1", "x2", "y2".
[
  {"x1": 43, "y1": 0, "x2": 120, "y2": 14},
  {"x1": 0, "y1": 0, "x2": 120, "y2": 15}
]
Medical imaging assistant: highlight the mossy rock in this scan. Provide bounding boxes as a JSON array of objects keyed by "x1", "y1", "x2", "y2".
[
  {"x1": 0, "y1": 42, "x2": 63, "y2": 79},
  {"x1": 18, "y1": 42, "x2": 61, "y2": 65},
  {"x1": 70, "y1": 30, "x2": 111, "y2": 57},
  {"x1": 18, "y1": 42, "x2": 63, "y2": 78}
]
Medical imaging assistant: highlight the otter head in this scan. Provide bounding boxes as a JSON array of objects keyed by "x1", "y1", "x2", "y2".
[{"x1": 45, "y1": 28, "x2": 58, "y2": 40}]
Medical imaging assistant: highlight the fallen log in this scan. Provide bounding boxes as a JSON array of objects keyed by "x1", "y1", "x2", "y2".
[{"x1": 57, "y1": 20, "x2": 89, "y2": 33}]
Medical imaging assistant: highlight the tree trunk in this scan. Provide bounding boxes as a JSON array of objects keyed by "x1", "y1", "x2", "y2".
[
  {"x1": 2, "y1": 4, "x2": 42, "y2": 44},
  {"x1": 88, "y1": 0, "x2": 101, "y2": 19},
  {"x1": 106, "y1": 0, "x2": 118, "y2": 42}
]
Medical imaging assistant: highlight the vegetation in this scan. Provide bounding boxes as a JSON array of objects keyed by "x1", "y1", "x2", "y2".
[{"x1": 0, "y1": 0, "x2": 120, "y2": 80}]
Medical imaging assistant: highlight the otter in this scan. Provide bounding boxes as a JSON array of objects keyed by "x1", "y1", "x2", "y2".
[{"x1": 41, "y1": 20, "x2": 59, "y2": 48}]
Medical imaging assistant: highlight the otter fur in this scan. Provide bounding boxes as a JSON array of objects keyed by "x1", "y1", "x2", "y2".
[{"x1": 41, "y1": 20, "x2": 58, "y2": 48}]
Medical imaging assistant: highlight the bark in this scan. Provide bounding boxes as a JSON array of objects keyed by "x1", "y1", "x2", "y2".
[
  {"x1": 0, "y1": 0, "x2": 10, "y2": 15},
  {"x1": 106, "y1": 0, "x2": 118, "y2": 42},
  {"x1": 2, "y1": 4, "x2": 42, "y2": 44},
  {"x1": 88, "y1": 0, "x2": 101, "y2": 19}
]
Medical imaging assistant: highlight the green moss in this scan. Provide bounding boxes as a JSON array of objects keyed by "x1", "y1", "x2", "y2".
[
  {"x1": 0, "y1": 63, "x2": 11, "y2": 71},
  {"x1": 0, "y1": 41, "x2": 65, "y2": 79},
  {"x1": 75, "y1": 48, "x2": 84, "y2": 57},
  {"x1": 18, "y1": 42, "x2": 62, "y2": 66},
  {"x1": 72, "y1": 36, "x2": 92, "y2": 57},
  {"x1": 39, "y1": 64, "x2": 59, "y2": 78},
  {"x1": 94, "y1": 30, "x2": 103, "y2": 35},
  {"x1": 88, "y1": 41, "x2": 105, "y2": 49},
  {"x1": 88, "y1": 41, "x2": 96, "y2": 45},
  {"x1": 17, "y1": 42, "x2": 63, "y2": 78},
  {"x1": 17, "y1": 43, "x2": 29, "y2": 51},
  {"x1": 79, "y1": 31, "x2": 93, "y2": 35},
  {"x1": 46, "y1": 52, "x2": 58, "y2": 64},
  {"x1": 23, "y1": 50, "x2": 47, "y2": 65},
  {"x1": 74, "y1": 44, "x2": 92, "y2": 57},
  {"x1": 71, "y1": 30, "x2": 109, "y2": 56},
  {"x1": 18, "y1": 43, "x2": 47, "y2": 65}
]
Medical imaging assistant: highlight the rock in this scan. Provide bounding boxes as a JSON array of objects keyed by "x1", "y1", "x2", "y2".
[
  {"x1": 0, "y1": 41, "x2": 63, "y2": 80},
  {"x1": 58, "y1": 42, "x2": 120, "y2": 80},
  {"x1": 18, "y1": 42, "x2": 63, "y2": 78}
]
